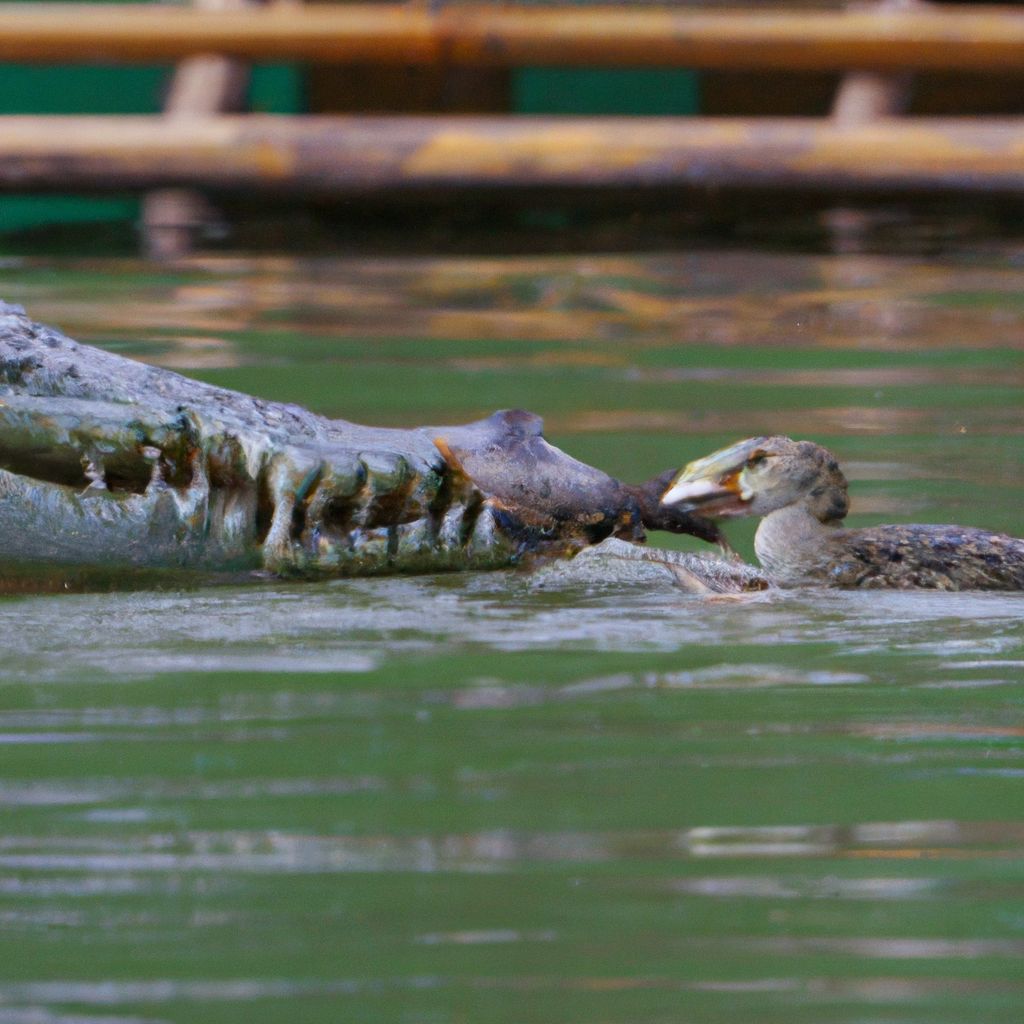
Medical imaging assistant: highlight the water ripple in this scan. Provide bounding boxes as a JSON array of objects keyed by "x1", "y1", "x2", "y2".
[{"x1": 1, "y1": 821, "x2": 1021, "y2": 875}]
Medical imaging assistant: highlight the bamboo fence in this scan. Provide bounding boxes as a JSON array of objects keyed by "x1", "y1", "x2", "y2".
[{"x1": 3, "y1": 2, "x2": 1024, "y2": 251}]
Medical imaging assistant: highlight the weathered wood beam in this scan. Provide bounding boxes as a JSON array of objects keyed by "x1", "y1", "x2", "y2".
[
  {"x1": 5, "y1": 4, "x2": 1024, "y2": 71},
  {"x1": 3, "y1": 115, "x2": 1024, "y2": 194}
]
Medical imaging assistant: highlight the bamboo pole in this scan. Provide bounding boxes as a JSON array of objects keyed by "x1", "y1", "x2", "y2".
[
  {"x1": 5, "y1": 4, "x2": 1024, "y2": 70},
  {"x1": 827, "y1": 0, "x2": 918, "y2": 251},
  {"x1": 832, "y1": 0, "x2": 918, "y2": 127},
  {"x1": 4, "y1": 115, "x2": 1024, "y2": 193},
  {"x1": 142, "y1": 0, "x2": 253, "y2": 260}
]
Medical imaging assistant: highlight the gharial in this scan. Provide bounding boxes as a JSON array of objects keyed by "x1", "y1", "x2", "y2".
[
  {"x1": 660, "y1": 435, "x2": 1024, "y2": 591},
  {"x1": 0, "y1": 301, "x2": 771, "y2": 594}
]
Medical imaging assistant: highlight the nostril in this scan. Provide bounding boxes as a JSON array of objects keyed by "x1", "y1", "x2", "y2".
[{"x1": 320, "y1": 496, "x2": 355, "y2": 537}]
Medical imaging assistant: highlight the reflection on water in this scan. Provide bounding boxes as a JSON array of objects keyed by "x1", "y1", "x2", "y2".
[{"x1": 1, "y1": 242, "x2": 1024, "y2": 1023}]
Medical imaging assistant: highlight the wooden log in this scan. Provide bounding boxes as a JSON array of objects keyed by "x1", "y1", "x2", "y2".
[
  {"x1": 5, "y1": 4, "x2": 1024, "y2": 71},
  {"x1": 3, "y1": 115, "x2": 1024, "y2": 194}
]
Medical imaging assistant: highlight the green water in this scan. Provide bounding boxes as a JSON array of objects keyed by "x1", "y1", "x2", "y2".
[{"x1": 1, "y1": 244, "x2": 1023, "y2": 1023}]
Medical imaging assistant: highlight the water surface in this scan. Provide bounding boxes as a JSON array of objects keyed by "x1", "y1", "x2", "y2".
[{"x1": 1, "y1": 243, "x2": 1023, "y2": 1023}]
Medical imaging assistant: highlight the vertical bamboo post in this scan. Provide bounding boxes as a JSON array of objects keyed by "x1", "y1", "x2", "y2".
[
  {"x1": 832, "y1": 0, "x2": 919, "y2": 126},
  {"x1": 141, "y1": 0, "x2": 252, "y2": 259},
  {"x1": 827, "y1": 0, "x2": 920, "y2": 251}
]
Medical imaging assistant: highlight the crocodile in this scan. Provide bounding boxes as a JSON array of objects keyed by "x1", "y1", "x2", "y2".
[{"x1": 0, "y1": 301, "x2": 768, "y2": 593}]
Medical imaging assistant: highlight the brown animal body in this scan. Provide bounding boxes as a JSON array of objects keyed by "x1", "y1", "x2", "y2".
[{"x1": 661, "y1": 435, "x2": 1024, "y2": 591}]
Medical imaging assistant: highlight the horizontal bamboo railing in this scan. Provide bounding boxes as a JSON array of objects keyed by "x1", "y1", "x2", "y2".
[
  {"x1": 5, "y1": 0, "x2": 1024, "y2": 241},
  {"x1": 5, "y1": 115, "x2": 1024, "y2": 194},
  {"x1": 3, "y1": 3, "x2": 1024, "y2": 70}
]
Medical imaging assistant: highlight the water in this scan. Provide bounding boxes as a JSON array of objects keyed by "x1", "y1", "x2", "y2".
[{"x1": 1, "y1": 240, "x2": 1023, "y2": 1023}]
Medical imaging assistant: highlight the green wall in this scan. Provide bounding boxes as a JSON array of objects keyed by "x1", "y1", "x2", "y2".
[{"x1": 514, "y1": 68, "x2": 699, "y2": 116}]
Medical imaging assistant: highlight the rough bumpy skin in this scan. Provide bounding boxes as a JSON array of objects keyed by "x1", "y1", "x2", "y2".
[{"x1": 0, "y1": 302, "x2": 724, "y2": 590}]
